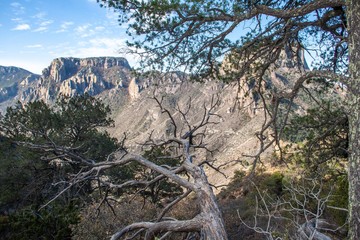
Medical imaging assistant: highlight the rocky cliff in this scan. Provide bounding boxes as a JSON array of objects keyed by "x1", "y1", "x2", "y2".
[
  {"x1": 0, "y1": 57, "x2": 139, "y2": 111},
  {"x1": 0, "y1": 57, "x2": 191, "y2": 112},
  {"x1": 29, "y1": 57, "x2": 133, "y2": 101}
]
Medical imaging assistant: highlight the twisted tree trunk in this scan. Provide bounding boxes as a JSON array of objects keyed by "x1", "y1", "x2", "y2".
[
  {"x1": 192, "y1": 167, "x2": 228, "y2": 239},
  {"x1": 183, "y1": 140, "x2": 228, "y2": 240}
]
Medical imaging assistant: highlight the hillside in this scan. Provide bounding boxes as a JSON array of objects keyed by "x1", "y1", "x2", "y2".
[
  {"x1": 0, "y1": 52, "x2": 313, "y2": 186},
  {"x1": 0, "y1": 53, "x2": 349, "y2": 240},
  {"x1": 0, "y1": 66, "x2": 40, "y2": 105}
]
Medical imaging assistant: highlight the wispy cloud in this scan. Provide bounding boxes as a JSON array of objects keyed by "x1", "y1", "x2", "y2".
[
  {"x1": 10, "y1": 2, "x2": 25, "y2": 15},
  {"x1": 26, "y1": 44, "x2": 43, "y2": 48},
  {"x1": 105, "y1": 9, "x2": 130, "y2": 29},
  {"x1": 33, "y1": 27, "x2": 47, "y2": 32},
  {"x1": 32, "y1": 20, "x2": 54, "y2": 32},
  {"x1": 105, "y1": 10, "x2": 118, "y2": 22},
  {"x1": 11, "y1": 17, "x2": 23, "y2": 23},
  {"x1": 56, "y1": 21, "x2": 74, "y2": 33},
  {"x1": 33, "y1": 12, "x2": 47, "y2": 20},
  {"x1": 40, "y1": 20, "x2": 53, "y2": 27},
  {"x1": 50, "y1": 37, "x2": 127, "y2": 58},
  {"x1": 95, "y1": 26, "x2": 105, "y2": 31},
  {"x1": 30, "y1": 11, "x2": 54, "y2": 32},
  {"x1": 11, "y1": 17, "x2": 32, "y2": 30},
  {"x1": 75, "y1": 23, "x2": 91, "y2": 37},
  {"x1": 12, "y1": 23, "x2": 31, "y2": 31},
  {"x1": 88, "y1": 38, "x2": 125, "y2": 48},
  {"x1": 75, "y1": 23, "x2": 108, "y2": 38}
]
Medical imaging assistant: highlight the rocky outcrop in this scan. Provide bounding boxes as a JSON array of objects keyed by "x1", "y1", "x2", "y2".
[
  {"x1": 0, "y1": 57, "x2": 135, "y2": 111},
  {"x1": 220, "y1": 46, "x2": 309, "y2": 117},
  {"x1": 0, "y1": 84, "x2": 18, "y2": 103},
  {"x1": 0, "y1": 47, "x2": 309, "y2": 114},
  {"x1": 39, "y1": 57, "x2": 132, "y2": 98},
  {"x1": 128, "y1": 78, "x2": 140, "y2": 99},
  {"x1": 42, "y1": 57, "x2": 131, "y2": 82},
  {"x1": 0, "y1": 57, "x2": 136, "y2": 107},
  {"x1": 0, "y1": 57, "x2": 193, "y2": 112}
]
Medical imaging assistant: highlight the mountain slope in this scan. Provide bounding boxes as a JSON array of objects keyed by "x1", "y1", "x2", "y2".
[
  {"x1": 0, "y1": 66, "x2": 40, "y2": 105},
  {"x1": 0, "y1": 53, "x2": 333, "y2": 187},
  {"x1": 0, "y1": 66, "x2": 34, "y2": 88}
]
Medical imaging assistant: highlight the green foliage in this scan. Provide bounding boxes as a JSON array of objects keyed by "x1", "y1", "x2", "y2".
[
  {"x1": 0, "y1": 95, "x2": 118, "y2": 209},
  {"x1": 262, "y1": 171, "x2": 284, "y2": 197},
  {"x1": 0, "y1": 137, "x2": 56, "y2": 210},
  {"x1": 220, "y1": 169, "x2": 348, "y2": 239},
  {"x1": 97, "y1": 0, "x2": 347, "y2": 79},
  {"x1": 219, "y1": 171, "x2": 286, "y2": 239},
  {"x1": 1, "y1": 202, "x2": 80, "y2": 240},
  {"x1": 0, "y1": 95, "x2": 117, "y2": 239},
  {"x1": 284, "y1": 100, "x2": 347, "y2": 145},
  {"x1": 327, "y1": 174, "x2": 349, "y2": 225},
  {"x1": 283, "y1": 100, "x2": 348, "y2": 170},
  {"x1": 0, "y1": 94, "x2": 117, "y2": 162},
  {"x1": 56, "y1": 94, "x2": 114, "y2": 145}
]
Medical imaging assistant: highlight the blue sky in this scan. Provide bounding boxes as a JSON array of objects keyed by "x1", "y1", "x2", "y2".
[
  {"x1": 0, "y1": 1, "x2": 318, "y2": 75},
  {"x1": 0, "y1": 0, "x2": 131, "y2": 74}
]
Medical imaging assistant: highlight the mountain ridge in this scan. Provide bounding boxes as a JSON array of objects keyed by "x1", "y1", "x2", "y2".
[{"x1": 0, "y1": 57, "x2": 135, "y2": 111}]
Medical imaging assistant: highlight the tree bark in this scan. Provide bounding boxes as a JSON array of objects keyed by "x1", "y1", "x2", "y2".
[
  {"x1": 347, "y1": 0, "x2": 360, "y2": 239},
  {"x1": 194, "y1": 168, "x2": 228, "y2": 239},
  {"x1": 183, "y1": 140, "x2": 228, "y2": 240}
]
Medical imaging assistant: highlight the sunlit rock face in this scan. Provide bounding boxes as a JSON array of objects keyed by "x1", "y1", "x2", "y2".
[
  {"x1": 0, "y1": 57, "x2": 135, "y2": 111},
  {"x1": 220, "y1": 46, "x2": 310, "y2": 117},
  {"x1": 39, "y1": 57, "x2": 132, "y2": 99},
  {"x1": 0, "y1": 57, "x2": 186, "y2": 111}
]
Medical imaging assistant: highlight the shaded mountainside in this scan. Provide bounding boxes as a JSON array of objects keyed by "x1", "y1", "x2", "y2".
[
  {"x1": 0, "y1": 66, "x2": 35, "y2": 88},
  {"x1": 0, "y1": 66, "x2": 40, "y2": 104}
]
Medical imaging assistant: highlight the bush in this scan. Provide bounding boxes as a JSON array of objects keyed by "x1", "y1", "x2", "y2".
[{"x1": 1, "y1": 202, "x2": 80, "y2": 240}]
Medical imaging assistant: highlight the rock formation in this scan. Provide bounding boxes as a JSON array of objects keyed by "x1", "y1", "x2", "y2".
[{"x1": 0, "y1": 57, "x2": 135, "y2": 111}]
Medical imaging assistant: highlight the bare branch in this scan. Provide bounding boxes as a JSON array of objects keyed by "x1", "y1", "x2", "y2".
[{"x1": 110, "y1": 217, "x2": 202, "y2": 240}]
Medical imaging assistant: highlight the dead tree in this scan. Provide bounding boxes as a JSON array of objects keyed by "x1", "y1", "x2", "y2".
[
  {"x1": 238, "y1": 177, "x2": 347, "y2": 240},
  {"x1": 12, "y1": 95, "x2": 228, "y2": 240},
  {"x1": 106, "y1": 95, "x2": 228, "y2": 239}
]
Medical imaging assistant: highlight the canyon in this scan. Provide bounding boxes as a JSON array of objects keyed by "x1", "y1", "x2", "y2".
[{"x1": 0, "y1": 52, "x2": 323, "y2": 186}]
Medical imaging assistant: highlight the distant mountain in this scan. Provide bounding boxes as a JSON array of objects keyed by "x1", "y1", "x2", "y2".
[
  {"x1": 0, "y1": 66, "x2": 40, "y2": 105},
  {"x1": 0, "y1": 66, "x2": 35, "y2": 88},
  {"x1": 0, "y1": 57, "x2": 137, "y2": 111}
]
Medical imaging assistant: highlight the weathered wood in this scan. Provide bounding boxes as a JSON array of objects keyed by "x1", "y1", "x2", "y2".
[
  {"x1": 347, "y1": 0, "x2": 360, "y2": 239},
  {"x1": 110, "y1": 98, "x2": 228, "y2": 240}
]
